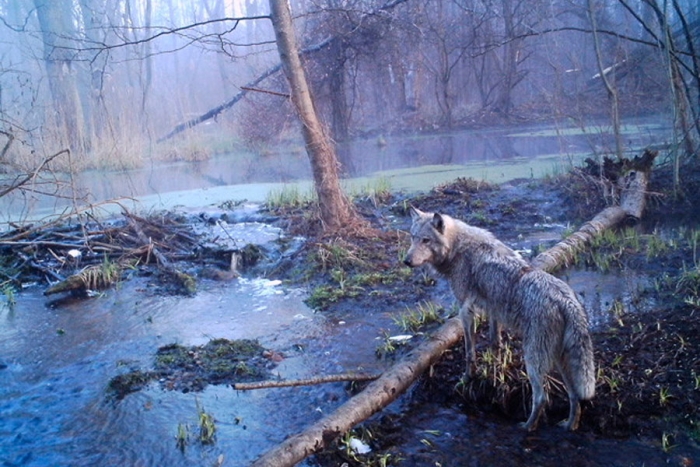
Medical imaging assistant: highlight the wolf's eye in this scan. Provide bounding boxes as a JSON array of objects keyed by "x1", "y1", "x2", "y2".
[{"x1": 421, "y1": 237, "x2": 430, "y2": 244}]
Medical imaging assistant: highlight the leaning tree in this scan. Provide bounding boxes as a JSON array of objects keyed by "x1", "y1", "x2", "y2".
[{"x1": 268, "y1": 0, "x2": 364, "y2": 232}]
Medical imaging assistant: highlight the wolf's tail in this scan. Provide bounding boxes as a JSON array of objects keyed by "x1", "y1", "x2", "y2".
[{"x1": 562, "y1": 299, "x2": 596, "y2": 400}]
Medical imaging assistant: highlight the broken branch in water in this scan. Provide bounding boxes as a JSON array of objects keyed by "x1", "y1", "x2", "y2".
[{"x1": 234, "y1": 372, "x2": 381, "y2": 391}]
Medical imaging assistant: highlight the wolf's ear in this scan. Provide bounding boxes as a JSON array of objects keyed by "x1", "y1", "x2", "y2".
[
  {"x1": 409, "y1": 206, "x2": 423, "y2": 220},
  {"x1": 431, "y1": 213, "x2": 445, "y2": 234}
]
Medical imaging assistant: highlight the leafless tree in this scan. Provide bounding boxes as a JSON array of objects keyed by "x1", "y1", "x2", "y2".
[{"x1": 268, "y1": 0, "x2": 363, "y2": 230}]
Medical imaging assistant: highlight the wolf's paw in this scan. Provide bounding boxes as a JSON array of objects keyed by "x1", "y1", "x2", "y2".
[
  {"x1": 557, "y1": 418, "x2": 579, "y2": 431},
  {"x1": 519, "y1": 421, "x2": 538, "y2": 432}
]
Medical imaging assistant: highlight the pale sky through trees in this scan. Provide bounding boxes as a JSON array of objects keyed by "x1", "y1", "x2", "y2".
[{"x1": 0, "y1": 0, "x2": 696, "y2": 172}]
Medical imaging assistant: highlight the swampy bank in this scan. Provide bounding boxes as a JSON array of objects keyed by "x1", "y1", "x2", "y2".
[{"x1": 2, "y1": 159, "x2": 700, "y2": 466}]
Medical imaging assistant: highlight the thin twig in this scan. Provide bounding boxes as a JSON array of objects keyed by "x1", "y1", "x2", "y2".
[
  {"x1": 234, "y1": 372, "x2": 381, "y2": 390},
  {"x1": 240, "y1": 86, "x2": 290, "y2": 98},
  {"x1": 0, "y1": 149, "x2": 68, "y2": 198}
]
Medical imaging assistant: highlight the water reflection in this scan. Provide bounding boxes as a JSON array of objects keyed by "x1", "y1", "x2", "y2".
[{"x1": 0, "y1": 117, "x2": 670, "y2": 225}]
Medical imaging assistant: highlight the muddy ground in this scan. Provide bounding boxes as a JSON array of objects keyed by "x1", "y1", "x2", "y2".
[{"x1": 264, "y1": 159, "x2": 700, "y2": 466}]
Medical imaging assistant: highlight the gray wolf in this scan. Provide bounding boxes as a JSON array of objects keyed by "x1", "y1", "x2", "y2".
[{"x1": 403, "y1": 207, "x2": 595, "y2": 431}]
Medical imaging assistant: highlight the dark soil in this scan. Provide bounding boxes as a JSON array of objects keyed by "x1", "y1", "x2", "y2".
[{"x1": 265, "y1": 159, "x2": 700, "y2": 466}]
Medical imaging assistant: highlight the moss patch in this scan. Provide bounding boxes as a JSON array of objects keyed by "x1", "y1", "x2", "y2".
[{"x1": 108, "y1": 338, "x2": 272, "y2": 399}]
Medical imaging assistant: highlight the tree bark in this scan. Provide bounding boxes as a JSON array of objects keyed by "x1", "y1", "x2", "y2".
[
  {"x1": 268, "y1": 0, "x2": 359, "y2": 231},
  {"x1": 250, "y1": 153, "x2": 655, "y2": 467}
]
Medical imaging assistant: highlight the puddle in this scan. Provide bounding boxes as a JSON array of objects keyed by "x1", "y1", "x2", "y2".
[
  {"x1": 564, "y1": 268, "x2": 652, "y2": 328},
  {"x1": 513, "y1": 228, "x2": 654, "y2": 329}
]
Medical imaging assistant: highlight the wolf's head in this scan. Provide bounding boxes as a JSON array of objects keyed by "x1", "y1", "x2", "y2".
[{"x1": 403, "y1": 207, "x2": 452, "y2": 268}]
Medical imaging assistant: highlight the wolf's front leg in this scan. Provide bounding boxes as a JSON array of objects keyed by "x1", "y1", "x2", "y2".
[{"x1": 459, "y1": 302, "x2": 477, "y2": 379}]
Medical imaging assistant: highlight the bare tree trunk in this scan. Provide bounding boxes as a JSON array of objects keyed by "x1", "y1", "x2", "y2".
[
  {"x1": 493, "y1": 0, "x2": 517, "y2": 116},
  {"x1": 327, "y1": 37, "x2": 349, "y2": 142},
  {"x1": 34, "y1": 0, "x2": 87, "y2": 156},
  {"x1": 588, "y1": 0, "x2": 623, "y2": 160},
  {"x1": 268, "y1": 0, "x2": 360, "y2": 231},
  {"x1": 140, "y1": 0, "x2": 153, "y2": 114},
  {"x1": 251, "y1": 152, "x2": 655, "y2": 467},
  {"x1": 78, "y1": 0, "x2": 109, "y2": 141}
]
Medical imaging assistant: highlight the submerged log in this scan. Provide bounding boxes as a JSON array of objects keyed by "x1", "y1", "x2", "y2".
[
  {"x1": 44, "y1": 273, "x2": 87, "y2": 295},
  {"x1": 251, "y1": 152, "x2": 656, "y2": 467}
]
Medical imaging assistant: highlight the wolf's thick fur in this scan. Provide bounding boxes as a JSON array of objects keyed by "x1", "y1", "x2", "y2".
[{"x1": 404, "y1": 207, "x2": 595, "y2": 431}]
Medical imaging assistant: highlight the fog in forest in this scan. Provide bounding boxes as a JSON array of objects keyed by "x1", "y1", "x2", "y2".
[{"x1": 0, "y1": 0, "x2": 698, "y2": 212}]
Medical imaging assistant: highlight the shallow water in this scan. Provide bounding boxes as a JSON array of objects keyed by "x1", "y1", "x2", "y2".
[
  {"x1": 0, "y1": 257, "x2": 396, "y2": 466},
  {"x1": 0, "y1": 278, "x2": 313, "y2": 466}
]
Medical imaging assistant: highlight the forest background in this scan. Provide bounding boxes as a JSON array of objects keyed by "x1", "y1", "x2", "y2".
[{"x1": 0, "y1": 0, "x2": 697, "y2": 194}]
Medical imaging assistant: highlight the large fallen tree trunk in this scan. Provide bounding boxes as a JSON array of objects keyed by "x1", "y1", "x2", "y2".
[
  {"x1": 252, "y1": 151, "x2": 656, "y2": 467},
  {"x1": 251, "y1": 318, "x2": 463, "y2": 467},
  {"x1": 532, "y1": 149, "x2": 656, "y2": 271}
]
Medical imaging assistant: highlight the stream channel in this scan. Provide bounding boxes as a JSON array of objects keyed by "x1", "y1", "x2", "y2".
[{"x1": 0, "y1": 117, "x2": 678, "y2": 466}]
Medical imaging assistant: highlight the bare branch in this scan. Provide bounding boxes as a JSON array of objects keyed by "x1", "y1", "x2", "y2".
[
  {"x1": 234, "y1": 372, "x2": 380, "y2": 390},
  {"x1": 0, "y1": 149, "x2": 68, "y2": 199}
]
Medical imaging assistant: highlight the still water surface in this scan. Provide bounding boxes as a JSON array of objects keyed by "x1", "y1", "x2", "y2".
[{"x1": 0, "y1": 116, "x2": 669, "y2": 224}]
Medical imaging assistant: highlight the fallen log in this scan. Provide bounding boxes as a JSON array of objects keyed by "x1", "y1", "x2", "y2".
[
  {"x1": 251, "y1": 151, "x2": 656, "y2": 466},
  {"x1": 532, "y1": 149, "x2": 656, "y2": 272},
  {"x1": 43, "y1": 261, "x2": 121, "y2": 295},
  {"x1": 251, "y1": 318, "x2": 463, "y2": 467}
]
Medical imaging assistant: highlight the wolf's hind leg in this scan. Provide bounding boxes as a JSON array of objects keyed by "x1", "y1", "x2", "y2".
[
  {"x1": 557, "y1": 365, "x2": 582, "y2": 431},
  {"x1": 521, "y1": 358, "x2": 548, "y2": 431},
  {"x1": 561, "y1": 396, "x2": 582, "y2": 431}
]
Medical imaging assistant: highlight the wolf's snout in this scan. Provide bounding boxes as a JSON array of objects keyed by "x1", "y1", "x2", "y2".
[{"x1": 403, "y1": 257, "x2": 413, "y2": 267}]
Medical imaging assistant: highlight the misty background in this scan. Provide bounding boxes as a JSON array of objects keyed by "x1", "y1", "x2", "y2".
[{"x1": 0, "y1": 0, "x2": 697, "y2": 196}]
